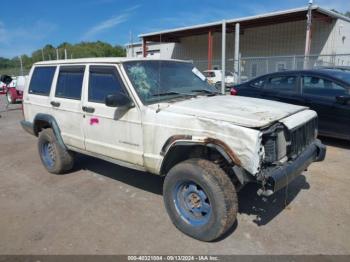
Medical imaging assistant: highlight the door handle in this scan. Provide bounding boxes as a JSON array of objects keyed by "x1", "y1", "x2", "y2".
[
  {"x1": 50, "y1": 101, "x2": 60, "y2": 107},
  {"x1": 82, "y1": 106, "x2": 95, "y2": 113}
]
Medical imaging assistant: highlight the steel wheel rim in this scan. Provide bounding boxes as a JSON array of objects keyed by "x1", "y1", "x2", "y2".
[
  {"x1": 173, "y1": 181, "x2": 212, "y2": 226},
  {"x1": 41, "y1": 142, "x2": 56, "y2": 168}
]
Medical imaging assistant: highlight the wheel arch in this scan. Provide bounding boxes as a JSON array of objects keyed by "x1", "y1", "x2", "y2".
[
  {"x1": 33, "y1": 114, "x2": 66, "y2": 149},
  {"x1": 159, "y1": 135, "x2": 242, "y2": 176}
]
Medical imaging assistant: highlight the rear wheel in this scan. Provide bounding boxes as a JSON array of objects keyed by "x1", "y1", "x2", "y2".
[
  {"x1": 163, "y1": 158, "x2": 238, "y2": 241},
  {"x1": 38, "y1": 128, "x2": 74, "y2": 174}
]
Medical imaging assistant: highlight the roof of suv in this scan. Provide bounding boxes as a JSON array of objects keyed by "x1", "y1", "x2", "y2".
[{"x1": 34, "y1": 57, "x2": 188, "y2": 66}]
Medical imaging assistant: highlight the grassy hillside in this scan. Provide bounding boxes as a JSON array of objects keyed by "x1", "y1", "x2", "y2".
[{"x1": 0, "y1": 41, "x2": 126, "y2": 76}]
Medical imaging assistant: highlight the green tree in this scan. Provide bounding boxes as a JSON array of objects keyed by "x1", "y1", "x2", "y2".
[{"x1": 0, "y1": 41, "x2": 126, "y2": 76}]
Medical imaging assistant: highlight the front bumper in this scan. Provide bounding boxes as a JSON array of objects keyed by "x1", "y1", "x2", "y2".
[
  {"x1": 20, "y1": 120, "x2": 35, "y2": 136},
  {"x1": 262, "y1": 139, "x2": 326, "y2": 193}
]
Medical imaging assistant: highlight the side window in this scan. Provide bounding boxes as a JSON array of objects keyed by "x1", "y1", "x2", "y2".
[
  {"x1": 250, "y1": 78, "x2": 265, "y2": 88},
  {"x1": 28, "y1": 66, "x2": 56, "y2": 96},
  {"x1": 88, "y1": 66, "x2": 126, "y2": 103},
  {"x1": 55, "y1": 66, "x2": 85, "y2": 100},
  {"x1": 302, "y1": 76, "x2": 347, "y2": 97},
  {"x1": 265, "y1": 75, "x2": 297, "y2": 92}
]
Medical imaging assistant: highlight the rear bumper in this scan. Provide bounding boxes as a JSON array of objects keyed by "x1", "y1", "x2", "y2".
[
  {"x1": 20, "y1": 120, "x2": 35, "y2": 136},
  {"x1": 263, "y1": 139, "x2": 326, "y2": 193}
]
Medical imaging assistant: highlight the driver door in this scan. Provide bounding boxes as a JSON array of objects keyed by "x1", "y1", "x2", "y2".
[{"x1": 82, "y1": 64, "x2": 143, "y2": 166}]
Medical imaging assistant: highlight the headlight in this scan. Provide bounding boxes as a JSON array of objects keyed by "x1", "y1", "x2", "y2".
[{"x1": 262, "y1": 125, "x2": 287, "y2": 164}]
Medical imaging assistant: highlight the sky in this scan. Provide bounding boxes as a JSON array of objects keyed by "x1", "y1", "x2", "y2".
[{"x1": 0, "y1": 0, "x2": 349, "y2": 58}]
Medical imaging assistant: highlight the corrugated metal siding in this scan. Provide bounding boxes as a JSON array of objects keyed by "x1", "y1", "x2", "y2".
[{"x1": 171, "y1": 19, "x2": 337, "y2": 59}]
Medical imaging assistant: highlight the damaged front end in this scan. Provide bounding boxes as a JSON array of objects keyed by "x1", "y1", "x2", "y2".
[{"x1": 256, "y1": 117, "x2": 326, "y2": 196}]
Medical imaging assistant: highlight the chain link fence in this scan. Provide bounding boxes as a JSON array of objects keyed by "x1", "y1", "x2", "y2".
[
  {"x1": 2, "y1": 53, "x2": 350, "y2": 82},
  {"x1": 192, "y1": 54, "x2": 350, "y2": 84}
]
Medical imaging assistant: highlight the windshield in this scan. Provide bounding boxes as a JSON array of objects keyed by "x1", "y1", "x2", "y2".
[{"x1": 123, "y1": 60, "x2": 218, "y2": 104}]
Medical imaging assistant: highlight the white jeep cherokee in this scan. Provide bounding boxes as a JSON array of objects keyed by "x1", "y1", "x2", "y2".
[{"x1": 21, "y1": 58, "x2": 326, "y2": 241}]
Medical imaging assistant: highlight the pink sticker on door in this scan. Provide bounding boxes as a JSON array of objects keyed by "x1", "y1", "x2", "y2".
[{"x1": 90, "y1": 117, "x2": 99, "y2": 125}]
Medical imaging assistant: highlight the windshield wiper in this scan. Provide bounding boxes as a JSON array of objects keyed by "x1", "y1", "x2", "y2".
[
  {"x1": 152, "y1": 91, "x2": 196, "y2": 97},
  {"x1": 191, "y1": 89, "x2": 219, "y2": 95}
]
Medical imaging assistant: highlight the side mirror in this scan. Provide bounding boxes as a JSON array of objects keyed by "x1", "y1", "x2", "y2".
[
  {"x1": 335, "y1": 95, "x2": 350, "y2": 105},
  {"x1": 105, "y1": 93, "x2": 133, "y2": 108}
]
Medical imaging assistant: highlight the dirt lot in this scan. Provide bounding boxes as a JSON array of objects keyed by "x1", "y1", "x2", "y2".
[{"x1": 0, "y1": 99, "x2": 350, "y2": 255}]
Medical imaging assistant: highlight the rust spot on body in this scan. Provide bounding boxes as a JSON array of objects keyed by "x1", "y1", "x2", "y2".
[{"x1": 203, "y1": 138, "x2": 242, "y2": 166}]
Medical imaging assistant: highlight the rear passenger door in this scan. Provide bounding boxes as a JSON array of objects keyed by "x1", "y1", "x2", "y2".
[
  {"x1": 50, "y1": 66, "x2": 86, "y2": 149},
  {"x1": 262, "y1": 74, "x2": 304, "y2": 105},
  {"x1": 82, "y1": 65, "x2": 143, "y2": 166}
]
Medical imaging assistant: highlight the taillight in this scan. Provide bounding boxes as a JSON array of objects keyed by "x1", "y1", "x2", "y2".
[{"x1": 230, "y1": 87, "x2": 237, "y2": 96}]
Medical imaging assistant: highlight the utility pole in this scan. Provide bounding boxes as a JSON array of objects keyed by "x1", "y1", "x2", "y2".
[
  {"x1": 234, "y1": 23, "x2": 240, "y2": 83},
  {"x1": 129, "y1": 30, "x2": 134, "y2": 58},
  {"x1": 304, "y1": 0, "x2": 313, "y2": 69},
  {"x1": 221, "y1": 20, "x2": 226, "y2": 95},
  {"x1": 64, "y1": 49, "x2": 67, "y2": 60},
  {"x1": 19, "y1": 55, "x2": 24, "y2": 76},
  {"x1": 41, "y1": 49, "x2": 45, "y2": 61},
  {"x1": 56, "y1": 48, "x2": 59, "y2": 60}
]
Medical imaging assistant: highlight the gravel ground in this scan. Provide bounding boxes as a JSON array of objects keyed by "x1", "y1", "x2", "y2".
[{"x1": 0, "y1": 98, "x2": 349, "y2": 255}]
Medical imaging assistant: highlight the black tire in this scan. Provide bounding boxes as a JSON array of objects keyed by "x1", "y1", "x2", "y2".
[
  {"x1": 163, "y1": 158, "x2": 238, "y2": 241},
  {"x1": 38, "y1": 128, "x2": 74, "y2": 174}
]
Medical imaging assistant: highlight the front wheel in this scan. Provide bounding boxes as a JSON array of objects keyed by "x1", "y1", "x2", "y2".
[{"x1": 163, "y1": 158, "x2": 238, "y2": 241}]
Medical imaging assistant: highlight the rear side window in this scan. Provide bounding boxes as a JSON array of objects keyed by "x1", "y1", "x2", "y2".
[
  {"x1": 88, "y1": 66, "x2": 126, "y2": 103},
  {"x1": 29, "y1": 67, "x2": 56, "y2": 96},
  {"x1": 265, "y1": 75, "x2": 297, "y2": 92},
  {"x1": 55, "y1": 66, "x2": 85, "y2": 100}
]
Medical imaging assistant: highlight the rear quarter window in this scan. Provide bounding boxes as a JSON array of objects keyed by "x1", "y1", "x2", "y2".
[{"x1": 28, "y1": 66, "x2": 56, "y2": 96}]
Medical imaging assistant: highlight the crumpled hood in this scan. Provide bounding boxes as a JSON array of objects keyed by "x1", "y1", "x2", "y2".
[{"x1": 160, "y1": 95, "x2": 307, "y2": 128}]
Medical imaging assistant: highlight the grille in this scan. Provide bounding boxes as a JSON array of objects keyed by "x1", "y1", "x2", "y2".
[{"x1": 289, "y1": 117, "x2": 317, "y2": 158}]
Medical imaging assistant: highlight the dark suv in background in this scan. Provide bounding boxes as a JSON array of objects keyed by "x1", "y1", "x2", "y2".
[{"x1": 232, "y1": 69, "x2": 350, "y2": 141}]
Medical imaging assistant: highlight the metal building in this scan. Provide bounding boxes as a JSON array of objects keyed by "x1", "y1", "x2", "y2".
[{"x1": 127, "y1": 5, "x2": 350, "y2": 87}]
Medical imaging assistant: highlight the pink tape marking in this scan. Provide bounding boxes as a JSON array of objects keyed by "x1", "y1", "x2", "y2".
[{"x1": 90, "y1": 117, "x2": 99, "y2": 125}]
